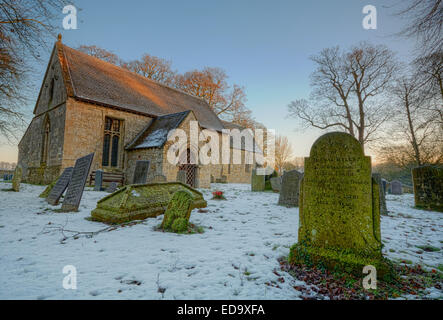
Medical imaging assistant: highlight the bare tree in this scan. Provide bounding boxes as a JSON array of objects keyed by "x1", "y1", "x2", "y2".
[
  {"x1": 274, "y1": 135, "x2": 294, "y2": 175},
  {"x1": 394, "y1": 0, "x2": 442, "y2": 56},
  {"x1": 174, "y1": 67, "x2": 254, "y2": 126},
  {"x1": 0, "y1": 0, "x2": 69, "y2": 142},
  {"x1": 121, "y1": 53, "x2": 176, "y2": 85},
  {"x1": 378, "y1": 75, "x2": 443, "y2": 166},
  {"x1": 288, "y1": 43, "x2": 397, "y2": 150},
  {"x1": 77, "y1": 45, "x2": 120, "y2": 65}
]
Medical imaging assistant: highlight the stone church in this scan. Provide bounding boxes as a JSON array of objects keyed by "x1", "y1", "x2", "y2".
[{"x1": 18, "y1": 38, "x2": 261, "y2": 188}]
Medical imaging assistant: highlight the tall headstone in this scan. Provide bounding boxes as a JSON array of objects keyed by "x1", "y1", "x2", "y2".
[
  {"x1": 251, "y1": 169, "x2": 265, "y2": 192},
  {"x1": 94, "y1": 170, "x2": 104, "y2": 191},
  {"x1": 12, "y1": 167, "x2": 22, "y2": 192},
  {"x1": 47, "y1": 167, "x2": 74, "y2": 205},
  {"x1": 278, "y1": 170, "x2": 303, "y2": 207},
  {"x1": 290, "y1": 132, "x2": 388, "y2": 275},
  {"x1": 132, "y1": 160, "x2": 150, "y2": 184},
  {"x1": 372, "y1": 173, "x2": 388, "y2": 215},
  {"x1": 412, "y1": 165, "x2": 443, "y2": 212},
  {"x1": 390, "y1": 180, "x2": 403, "y2": 195},
  {"x1": 270, "y1": 176, "x2": 282, "y2": 192},
  {"x1": 61, "y1": 153, "x2": 94, "y2": 212}
]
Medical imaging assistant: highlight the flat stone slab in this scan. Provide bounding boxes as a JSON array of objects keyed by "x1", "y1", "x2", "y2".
[{"x1": 91, "y1": 182, "x2": 207, "y2": 224}]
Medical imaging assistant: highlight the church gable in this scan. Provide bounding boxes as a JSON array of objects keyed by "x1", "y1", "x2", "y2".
[{"x1": 33, "y1": 45, "x2": 68, "y2": 116}]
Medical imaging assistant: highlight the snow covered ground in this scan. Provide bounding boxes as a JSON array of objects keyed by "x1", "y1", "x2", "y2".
[{"x1": 0, "y1": 182, "x2": 441, "y2": 299}]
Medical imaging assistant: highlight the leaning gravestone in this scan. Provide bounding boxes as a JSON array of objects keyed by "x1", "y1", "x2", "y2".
[
  {"x1": 270, "y1": 176, "x2": 282, "y2": 192},
  {"x1": 251, "y1": 169, "x2": 265, "y2": 192},
  {"x1": 47, "y1": 167, "x2": 74, "y2": 205},
  {"x1": 94, "y1": 170, "x2": 104, "y2": 191},
  {"x1": 61, "y1": 153, "x2": 94, "y2": 212},
  {"x1": 132, "y1": 160, "x2": 150, "y2": 184},
  {"x1": 161, "y1": 190, "x2": 194, "y2": 232},
  {"x1": 412, "y1": 165, "x2": 443, "y2": 212},
  {"x1": 106, "y1": 182, "x2": 118, "y2": 193},
  {"x1": 290, "y1": 132, "x2": 389, "y2": 275},
  {"x1": 278, "y1": 170, "x2": 303, "y2": 207},
  {"x1": 372, "y1": 173, "x2": 387, "y2": 215},
  {"x1": 12, "y1": 167, "x2": 22, "y2": 192},
  {"x1": 390, "y1": 180, "x2": 403, "y2": 195}
]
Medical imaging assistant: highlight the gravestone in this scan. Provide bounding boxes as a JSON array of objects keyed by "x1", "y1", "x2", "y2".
[
  {"x1": 132, "y1": 160, "x2": 150, "y2": 184},
  {"x1": 94, "y1": 170, "x2": 104, "y2": 191},
  {"x1": 177, "y1": 170, "x2": 186, "y2": 184},
  {"x1": 390, "y1": 180, "x2": 402, "y2": 195},
  {"x1": 290, "y1": 132, "x2": 388, "y2": 275},
  {"x1": 3, "y1": 174, "x2": 7, "y2": 180},
  {"x1": 106, "y1": 182, "x2": 118, "y2": 193},
  {"x1": 251, "y1": 169, "x2": 265, "y2": 192},
  {"x1": 412, "y1": 165, "x2": 443, "y2": 212},
  {"x1": 61, "y1": 153, "x2": 94, "y2": 212},
  {"x1": 152, "y1": 174, "x2": 167, "y2": 183},
  {"x1": 278, "y1": 170, "x2": 302, "y2": 206},
  {"x1": 270, "y1": 176, "x2": 282, "y2": 192},
  {"x1": 47, "y1": 167, "x2": 74, "y2": 205},
  {"x1": 12, "y1": 167, "x2": 22, "y2": 192},
  {"x1": 161, "y1": 190, "x2": 194, "y2": 232},
  {"x1": 372, "y1": 173, "x2": 387, "y2": 215}
]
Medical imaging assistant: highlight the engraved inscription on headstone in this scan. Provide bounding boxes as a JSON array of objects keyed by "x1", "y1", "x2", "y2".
[
  {"x1": 61, "y1": 153, "x2": 94, "y2": 212},
  {"x1": 94, "y1": 170, "x2": 104, "y2": 191},
  {"x1": 47, "y1": 167, "x2": 74, "y2": 205},
  {"x1": 132, "y1": 160, "x2": 150, "y2": 184}
]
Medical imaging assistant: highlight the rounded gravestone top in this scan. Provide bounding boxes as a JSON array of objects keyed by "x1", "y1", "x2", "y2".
[{"x1": 309, "y1": 132, "x2": 363, "y2": 158}]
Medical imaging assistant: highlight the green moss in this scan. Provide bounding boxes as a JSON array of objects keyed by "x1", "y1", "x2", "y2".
[
  {"x1": 161, "y1": 190, "x2": 193, "y2": 232},
  {"x1": 171, "y1": 217, "x2": 188, "y2": 232},
  {"x1": 39, "y1": 179, "x2": 57, "y2": 198},
  {"x1": 289, "y1": 242, "x2": 395, "y2": 279},
  {"x1": 416, "y1": 245, "x2": 440, "y2": 252},
  {"x1": 412, "y1": 166, "x2": 443, "y2": 212}
]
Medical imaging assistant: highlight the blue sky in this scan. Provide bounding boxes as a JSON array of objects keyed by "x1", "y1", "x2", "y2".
[{"x1": 0, "y1": 0, "x2": 417, "y2": 162}]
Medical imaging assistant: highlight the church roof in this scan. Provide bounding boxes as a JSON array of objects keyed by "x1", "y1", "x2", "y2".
[
  {"x1": 125, "y1": 110, "x2": 191, "y2": 150},
  {"x1": 54, "y1": 42, "x2": 224, "y2": 131}
]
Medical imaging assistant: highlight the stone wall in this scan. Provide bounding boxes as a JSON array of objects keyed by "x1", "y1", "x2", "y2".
[
  {"x1": 125, "y1": 148, "x2": 163, "y2": 184},
  {"x1": 63, "y1": 98, "x2": 151, "y2": 175},
  {"x1": 18, "y1": 49, "x2": 68, "y2": 184}
]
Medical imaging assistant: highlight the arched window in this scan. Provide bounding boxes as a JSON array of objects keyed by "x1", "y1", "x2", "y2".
[
  {"x1": 49, "y1": 78, "x2": 55, "y2": 102},
  {"x1": 41, "y1": 116, "x2": 50, "y2": 164},
  {"x1": 102, "y1": 117, "x2": 121, "y2": 168}
]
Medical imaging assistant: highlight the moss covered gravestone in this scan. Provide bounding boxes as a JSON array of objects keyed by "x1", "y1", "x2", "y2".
[
  {"x1": 161, "y1": 190, "x2": 194, "y2": 232},
  {"x1": 289, "y1": 132, "x2": 390, "y2": 276},
  {"x1": 251, "y1": 169, "x2": 265, "y2": 192},
  {"x1": 12, "y1": 167, "x2": 22, "y2": 192},
  {"x1": 412, "y1": 165, "x2": 443, "y2": 212}
]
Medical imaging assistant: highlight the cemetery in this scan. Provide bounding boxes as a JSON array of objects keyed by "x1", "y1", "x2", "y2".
[
  {"x1": 0, "y1": 0, "x2": 442, "y2": 303},
  {"x1": 0, "y1": 130, "x2": 442, "y2": 300}
]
